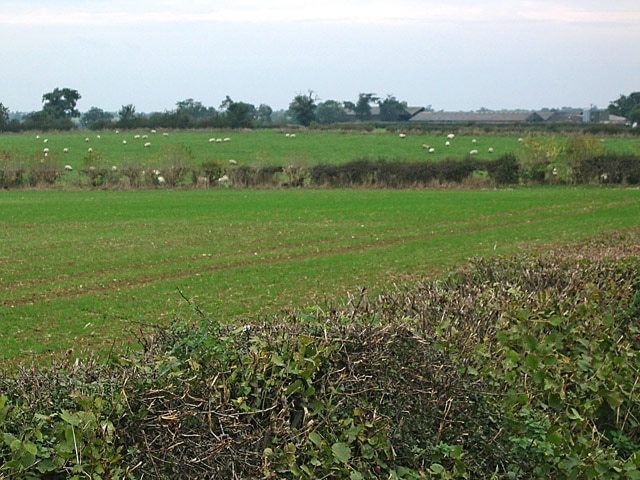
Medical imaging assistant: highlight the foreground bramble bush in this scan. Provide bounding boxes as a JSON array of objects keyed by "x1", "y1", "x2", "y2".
[{"x1": 1, "y1": 232, "x2": 639, "y2": 479}]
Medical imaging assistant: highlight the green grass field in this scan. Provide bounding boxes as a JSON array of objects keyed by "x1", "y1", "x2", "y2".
[
  {"x1": 2, "y1": 129, "x2": 639, "y2": 170},
  {"x1": 2, "y1": 187, "x2": 640, "y2": 361}
]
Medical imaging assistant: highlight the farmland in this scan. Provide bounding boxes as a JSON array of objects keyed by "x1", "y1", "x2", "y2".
[
  {"x1": 2, "y1": 186, "x2": 640, "y2": 361},
  {"x1": 2, "y1": 128, "x2": 639, "y2": 171}
]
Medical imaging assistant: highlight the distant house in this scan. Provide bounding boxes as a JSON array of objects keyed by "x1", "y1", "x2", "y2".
[{"x1": 409, "y1": 111, "x2": 545, "y2": 123}]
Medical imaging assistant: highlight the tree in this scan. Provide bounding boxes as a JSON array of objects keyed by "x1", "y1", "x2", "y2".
[
  {"x1": 288, "y1": 91, "x2": 317, "y2": 126},
  {"x1": 256, "y1": 104, "x2": 273, "y2": 124},
  {"x1": 81, "y1": 107, "x2": 114, "y2": 129},
  {"x1": 0, "y1": 102, "x2": 8, "y2": 130},
  {"x1": 608, "y1": 92, "x2": 640, "y2": 123},
  {"x1": 42, "y1": 87, "x2": 81, "y2": 119},
  {"x1": 117, "y1": 104, "x2": 137, "y2": 128},
  {"x1": 378, "y1": 95, "x2": 408, "y2": 122},
  {"x1": 316, "y1": 100, "x2": 347, "y2": 124},
  {"x1": 346, "y1": 93, "x2": 379, "y2": 121},
  {"x1": 220, "y1": 96, "x2": 256, "y2": 128},
  {"x1": 176, "y1": 99, "x2": 213, "y2": 120}
]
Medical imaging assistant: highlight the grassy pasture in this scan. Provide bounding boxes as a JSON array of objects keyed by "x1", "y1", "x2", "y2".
[
  {"x1": 2, "y1": 187, "x2": 640, "y2": 362},
  {"x1": 2, "y1": 129, "x2": 639, "y2": 171}
]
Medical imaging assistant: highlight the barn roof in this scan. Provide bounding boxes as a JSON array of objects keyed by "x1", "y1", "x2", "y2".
[{"x1": 409, "y1": 111, "x2": 545, "y2": 123}]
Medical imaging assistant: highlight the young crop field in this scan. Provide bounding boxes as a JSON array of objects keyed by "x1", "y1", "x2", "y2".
[
  {"x1": 2, "y1": 187, "x2": 640, "y2": 362},
  {"x1": 2, "y1": 129, "x2": 639, "y2": 170}
]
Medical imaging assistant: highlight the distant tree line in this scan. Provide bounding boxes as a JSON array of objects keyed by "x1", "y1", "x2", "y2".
[{"x1": 1, "y1": 88, "x2": 639, "y2": 132}]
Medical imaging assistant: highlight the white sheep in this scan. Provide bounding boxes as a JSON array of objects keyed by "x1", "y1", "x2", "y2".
[
  {"x1": 447, "y1": 133, "x2": 455, "y2": 139},
  {"x1": 289, "y1": 133, "x2": 296, "y2": 138},
  {"x1": 85, "y1": 137, "x2": 90, "y2": 142},
  {"x1": 163, "y1": 132, "x2": 169, "y2": 136},
  {"x1": 96, "y1": 135, "x2": 101, "y2": 139},
  {"x1": 134, "y1": 134, "x2": 141, "y2": 139},
  {"x1": 63, "y1": 148, "x2": 69, "y2": 153},
  {"x1": 111, "y1": 165, "x2": 118, "y2": 171},
  {"x1": 209, "y1": 138, "x2": 216, "y2": 143},
  {"x1": 218, "y1": 174, "x2": 229, "y2": 183},
  {"x1": 87, "y1": 147, "x2": 93, "y2": 153},
  {"x1": 36, "y1": 135, "x2": 40, "y2": 139},
  {"x1": 229, "y1": 159, "x2": 238, "y2": 165},
  {"x1": 43, "y1": 138, "x2": 48, "y2": 143},
  {"x1": 150, "y1": 129, "x2": 157, "y2": 134},
  {"x1": 445, "y1": 141, "x2": 450, "y2": 146},
  {"x1": 144, "y1": 142, "x2": 151, "y2": 148},
  {"x1": 488, "y1": 147, "x2": 494, "y2": 153},
  {"x1": 43, "y1": 147, "x2": 49, "y2": 153},
  {"x1": 469, "y1": 149, "x2": 478, "y2": 155},
  {"x1": 64, "y1": 165, "x2": 73, "y2": 171},
  {"x1": 399, "y1": 133, "x2": 406, "y2": 138},
  {"x1": 196, "y1": 176, "x2": 210, "y2": 188},
  {"x1": 122, "y1": 140, "x2": 127, "y2": 144},
  {"x1": 428, "y1": 147, "x2": 435, "y2": 153},
  {"x1": 422, "y1": 144, "x2": 430, "y2": 149},
  {"x1": 472, "y1": 138, "x2": 477, "y2": 144},
  {"x1": 156, "y1": 176, "x2": 166, "y2": 185},
  {"x1": 142, "y1": 134, "x2": 148, "y2": 139},
  {"x1": 223, "y1": 137, "x2": 231, "y2": 142}
]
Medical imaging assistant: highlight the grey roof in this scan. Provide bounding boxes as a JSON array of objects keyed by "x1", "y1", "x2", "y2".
[{"x1": 410, "y1": 111, "x2": 545, "y2": 123}]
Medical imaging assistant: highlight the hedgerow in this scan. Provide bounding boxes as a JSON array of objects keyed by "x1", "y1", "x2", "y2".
[{"x1": 1, "y1": 232, "x2": 639, "y2": 478}]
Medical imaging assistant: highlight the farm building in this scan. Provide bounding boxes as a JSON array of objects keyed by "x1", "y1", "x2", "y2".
[{"x1": 409, "y1": 111, "x2": 545, "y2": 123}]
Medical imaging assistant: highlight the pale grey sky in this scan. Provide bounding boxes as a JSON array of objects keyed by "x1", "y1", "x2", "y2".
[{"x1": 1, "y1": 0, "x2": 638, "y2": 113}]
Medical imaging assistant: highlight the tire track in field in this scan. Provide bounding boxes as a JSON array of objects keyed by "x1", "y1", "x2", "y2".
[{"x1": 2, "y1": 199, "x2": 636, "y2": 307}]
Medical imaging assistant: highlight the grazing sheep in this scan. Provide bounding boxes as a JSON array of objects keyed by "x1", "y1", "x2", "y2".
[
  {"x1": 422, "y1": 144, "x2": 430, "y2": 149},
  {"x1": 43, "y1": 148, "x2": 49, "y2": 153},
  {"x1": 285, "y1": 133, "x2": 290, "y2": 137},
  {"x1": 428, "y1": 147, "x2": 435, "y2": 153},
  {"x1": 218, "y1": 174, "x2": 229, "y2": 183},
  {"x1": 122, "y1": 140, "x2": 127, "y2": 144},
  {"x1": 64, "y1": 165, "x2": 73, "y2": 171},
  {"x1": 87, "y1": 147, "x2": 93, "y2": 153},
  {"x1": 209, "y1": 138, "x2": 216, "y2": 143},
  {"x1": 142, "y1": 134, "x2": 148, "y2": 139},
  {"x1": 156, "y1": 176, "x2": 166, "y2": 185},
  {"x1": 447, "y1": 133, "x2": 455, "y2": 139},
  {"x1": 85, "y1": 137, "x2": 90, "y2": 142},
  {"x1": 223, "y1": 137, "x2": 231, "y2": 142},
  {"x1": 472, "y1": 138, "x2": 477, "y2": 144},
  {"x1": 152, "y1": 169, "x2": 161, "y2": 176},
  {"x1": 163, "y1": 132, "x2": 169, "y2": 136},
  {"x1": 289, "y1": 133, "x2": 296, "y2": 138},
  {"x1": 469, "y1": 149, "x2": 478, "y2": 155},
  {"x1": 111, "y1": 165, "x2": 118, "y2": 171},
  {"x1": 150, "y1": 129, "x2": 157, "y2": 134},
  {"x1": 134, "y1": 134, "x2": 141, "y2": 139},
  {"x1": 63, "y1": 148, "x2": 69, "y2": 153},
  {"x1": 600, "y1": 173, "x2": 609, "y2": 182},
  {"x1": 43, "y1": 138, "x2": 48, "y2": 143},
  {"x1": 36, "y1": 135, "x2": 40, "y2": 139},
  {"x1": 144, "y1": 142, "x2": 151, "y2": 148},
  {"x1": 115, "y1": 130, "x2": 120, "y2": 134},
  {"x1": 96, "y1": 135, "x2": 101, "y2": 139},
  {"x1": 445, "y1": 141, "x2": 450, "y2": 146},
  {"x1": 399, "y1": 133, "x2": 406, "y2": 138},
  {"x1": 216, "y1": 138, "x2": 223, "y2": 143},
  {"x1": 229, "y1": 159, "x2": 238, "y2": 165},
  {"x1": 488, "y1": 147, "x2": 494, "y2": 153}
]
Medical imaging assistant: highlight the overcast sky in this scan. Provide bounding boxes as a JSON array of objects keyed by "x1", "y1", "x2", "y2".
[{"x1": 1, "y1": 0, "x2": 638, "y2": 114}]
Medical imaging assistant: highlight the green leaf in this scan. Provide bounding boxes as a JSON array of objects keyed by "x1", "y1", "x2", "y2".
[
  {"x1": 430, "y1": 463, "x2": 445, "y2": 474},
  {"x1": 331, "y1": 442, "x2": 351, "y2": 464},
  {"x1": 350, "y1": 470, "x2": 364, "y2": 480},
  {"x1": 603, "y1": 390, "x2": 625, "y2": 409},
  {"x1": 60, "y1": 410, "x2": 80, "y2": 426},
  {"x1": 308, "y1": 431, "x2": 323, "y2": 447}
]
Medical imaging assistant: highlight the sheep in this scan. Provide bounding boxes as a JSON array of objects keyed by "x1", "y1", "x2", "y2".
[
  {"x1": 96, "y1": 135, "x2": 101, "y2": 139},
  {"x1": 422, "y1": 144, "x2": 430, "y2": 149},
  {"x1": 472, "y1": 138, "x2": 477, "y2": 144},
  {"x1": 64, "y1": 165, "x2": 73, "y2": 171},
  {"x1": 223, "y1": 137, "x2": 231, "y2": 142},
  {"x1": 399, "y1": 133, "x2": 406, "y2": 138},
  {"x1": 216, "y1": 138, "x2": 223, "y2": 143},
  {"x1": 428, "y1": 147, "x2": 435, "y2": 153},
  {"x1": 218, "y1": 174, "x2": 229, "y2": 183},
  {"x1": 142, "y1": 134, "x2": 148, "y2": 139},
  {"x1": 285, "y1": 133, "x2": 290, "y2": 137},
  {"x1": 43, "y1": 147, "x2": 49, "y2": 153},
  {"x1": 209, "y1": 138, "x2": 216, "y2": 143},
  {"x1": 445, "y1": 141, "x2": 450, "y2": 146},
  {"x1": 134, "y1": 134, "x2": 141, "y2": 139},
  {"x1": 156, "y1": 176, "x2": 166, "y2": 185},
  {"x1": 36, "y1": 135, "x2": 40, "y2": 139},
  {"x1": 228, "y1": 159, "x2": 238, "y2": 165},
  {"x1": 150, "y1": 129, "x2": 157, "y2": 134},
  {"x1": 488, "y1": 147, "x2": 494, "y2": 153},
  {"x1": 196, "y1": 176, "x2": 210, "y2": 188},
  {"x1": 85, "y1": 137, "x2": 90, "y2": 142},
  {"x1": 469, "y1": 149, "x2": 478, "y2": 155},
  {"x1": 111, "y1": 165, "x2": 118, "y2": 171},
  {"x1": 115, "y1": 130, "x2": 120, "y2": 134},
  {"x1": 122, "y1": 140, "x2": 127, "y2": 144},
  {"x1": 43, "y1": 138, "x2": 48, "y2": 143},
  {"x1": 63, "y1": 148, "x2": 69, "y2": 153},
  {"x1": 289, "y1": 133, "x2": 296, "y2": 138},
  {"x1": 152, "y1": 169, "x2": 161, "y2": 176},
  {"x1": 447, "y1": 133, "x2": 455, "y2": 139},
  {"x1": 144, "y1": 142, "x2": 151, "y2": 148},
  {"x1": 87, "y1": 147, "x2": 93, "y2": 153},
  {"x1": 163, "y1": 132, "x2": 169, "y2": 136}
]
